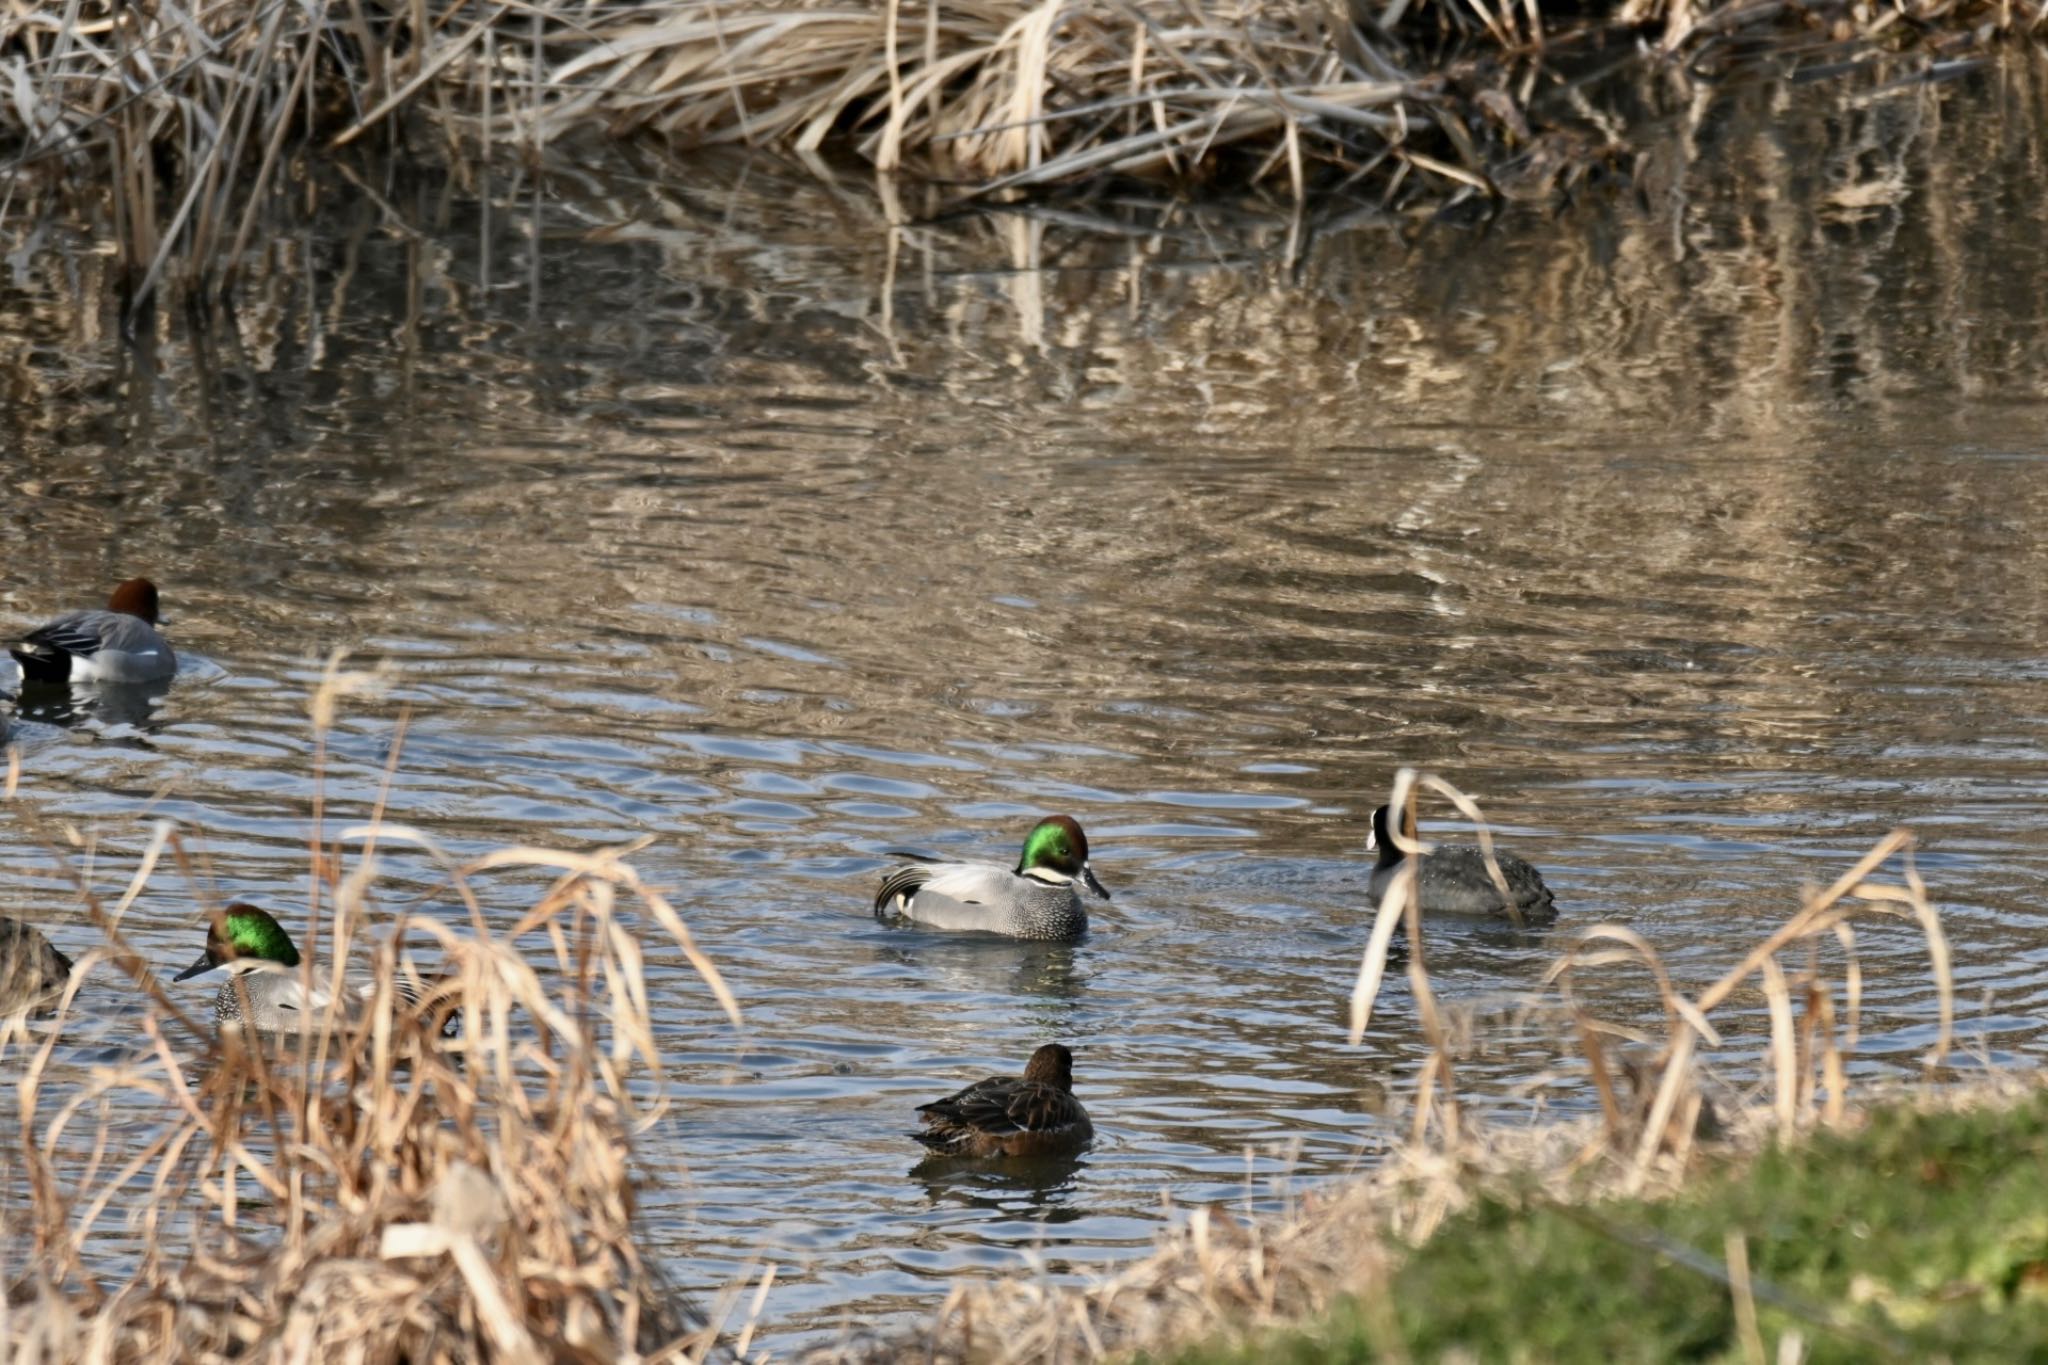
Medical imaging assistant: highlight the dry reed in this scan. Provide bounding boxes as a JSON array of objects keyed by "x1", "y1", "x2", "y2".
[
  {"x1": 4, "y1": 0, "x2": 2040, "y2": 306},
  {"x1": 0, "y1": 658, "x2": 738, "y2": 1363},
  {"x1": 809, "y1": 766, "x2": 1978, "y2": 1364}
]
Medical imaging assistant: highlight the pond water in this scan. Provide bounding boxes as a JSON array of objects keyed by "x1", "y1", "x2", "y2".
[{"x1": 5, "y1": 49, "x2": 2048, "y2": 1354}]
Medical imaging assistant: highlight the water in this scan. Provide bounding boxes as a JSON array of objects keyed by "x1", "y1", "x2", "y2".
[{"x1": 5, "y1": 50, "x2": 2048, "y2": 1352}]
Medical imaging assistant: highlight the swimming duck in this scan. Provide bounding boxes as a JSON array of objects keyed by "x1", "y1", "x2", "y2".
[
  {"x1": 874, "y1": 815, "x2": 1108, "y2": 940},
  {"x1": 914, "y1": 1043, "x2": 1094, "y2": 1158},
  {"x1": 171, "y1": 902, "x2": 451, "y2": 1038},
  {"x1": 0, "y1": 916, "x2": 73, "y2": 1013},
  {"x1": 10, "y1": 577, "x2": 176, "y2": 684},
  {"x1": 1367, "y1": 803, "x2": 1557, "y2": 923}
]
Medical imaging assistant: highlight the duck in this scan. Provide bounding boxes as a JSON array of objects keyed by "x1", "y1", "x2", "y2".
[
  {"x1": 171, "y1": 902, "x2": 454, "y2": 1038},
  {"x1": 1367, "y1": 803, "x2": 1557, "y2": 923},
  {"x1": 10, "y1": 577, "x2": 176, "y2": 684},
  {"x1": 914, "y1": 1043, "x2": 1094, "y2": 1158},
  {"x1": 873, "y1": 815, "x2": 1108, "y2": 940},
  {"x1": 0, "y1": 916, "x2": 73, "y2": 1013}
]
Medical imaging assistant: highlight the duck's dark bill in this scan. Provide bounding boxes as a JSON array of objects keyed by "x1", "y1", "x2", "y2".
[
  {"x1": 171, "y1": 953, "x2": 217, "y2": 982},
  {"x1": 1082, "y1": 865, "x2": 1111, "y2": 900}
]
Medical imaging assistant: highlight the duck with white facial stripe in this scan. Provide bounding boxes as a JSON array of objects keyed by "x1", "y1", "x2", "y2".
[{"x1": 873, "y1": 815, "x2": 1109, "y2": 941}]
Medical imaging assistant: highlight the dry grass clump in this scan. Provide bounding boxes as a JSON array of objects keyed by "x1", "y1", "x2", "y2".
[
  {"x1": 6, "y1": 0, "x2": 2041, "y2": 306},
  {"x1": 810, "y1": 766, "x2": 1970, "y2": 1364},
  {"x1": 0, "y1": 664, "x2": 738, "y2": 1363},
  {"x1": 540, "y1": 0, "x2": 1419, "y2": 198}
]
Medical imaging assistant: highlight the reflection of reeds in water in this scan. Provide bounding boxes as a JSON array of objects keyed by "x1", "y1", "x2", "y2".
[
  {"x1": 7, "y1": 51, "x2": 2045, "y2": 432},
  {"x1": 809, "y1": 768, "x2": 1965, "y2": 1365},
  {"x1": 3, "y1": 659, "x2": 741, "y2": 1361}
]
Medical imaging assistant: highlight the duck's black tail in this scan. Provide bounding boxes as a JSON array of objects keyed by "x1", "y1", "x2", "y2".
[
  {"x1": 873, "y1": 856, "x2": 938, "y2": 918},
  {"x1": 9, "y1": 643, "x2": 69, "y2": 684}
]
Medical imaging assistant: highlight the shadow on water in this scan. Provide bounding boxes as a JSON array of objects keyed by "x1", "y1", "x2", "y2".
[
  {"x1": 12, "y1": 678, "x2": 174, "y2": 736},
  {"x1": 909, "y1": 1152, "x2": 1092, "y2": 1221},
  {"x1": 868, "y1": 933, "x2": 1090, "y2": 1004},
  {"x1": 3, "y1": 49, "x2": 2048, "y2": 1350}
]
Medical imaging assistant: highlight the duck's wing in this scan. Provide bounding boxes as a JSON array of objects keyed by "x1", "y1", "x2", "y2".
[
  {"x1": 92, "y1": 613, "x2": 170, "y2": 658},
  {"x1": 874, "y1": 856, "x2": 939, "y2": 917},
  {"x1": 0, "y1": 919, "x2": 72, "y2": 1006},
  {"x1": 13, "y1": 611, "x2": 171, "y2": 681},
  {"x1": 918, "y1": 1077, "x2": 1083, "y2": 1139},
  {"x1": 14, "y1": 610, "x2": 110, "y2": 662},
  {"x1": 874, "y1": 859, "x2": 1010, "y2": 919},
  {"x1": 1424, "y1": 846, "x2": 1556, "y2": 918},
  {"x1": 350, "y1": 972, "x2": 463, "y2": 1037}
]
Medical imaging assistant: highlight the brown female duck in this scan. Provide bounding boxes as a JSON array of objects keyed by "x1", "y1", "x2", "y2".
[{"x1": 914, "y1": 1043, "x2": 1094, "y2": 1158}]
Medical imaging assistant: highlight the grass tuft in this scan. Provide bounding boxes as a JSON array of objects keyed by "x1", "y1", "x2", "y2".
[
  {"x1": 1177, "y1": 1089, "x2": 2048, "y2": 1364},
  {"x1": 1, "y1": 663, "x2": 737, "y2": 1362}
]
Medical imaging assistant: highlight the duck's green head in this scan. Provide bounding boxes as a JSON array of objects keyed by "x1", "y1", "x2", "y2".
[
  {"x1": 1016, "y1": 816, "x2": 1110, "y2": 901},
  {"x1": 172, "y1": 902, "x2": 300, "y2": 981}
]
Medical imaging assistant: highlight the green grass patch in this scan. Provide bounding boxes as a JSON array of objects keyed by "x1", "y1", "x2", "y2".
[{"x1": 1168, "y1": 1094, "x2": 2048, "y2": 1363}]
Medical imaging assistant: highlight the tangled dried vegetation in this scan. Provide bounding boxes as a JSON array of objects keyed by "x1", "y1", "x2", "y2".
[
  {"x1": 0, "y1": 665, "x2": 739, "y2": 1363},
  {"x1": 2, "y1": 0, "x2": 2042, "y2": 303}
]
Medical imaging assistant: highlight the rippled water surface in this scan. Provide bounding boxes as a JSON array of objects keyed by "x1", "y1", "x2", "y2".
[{"x1": 6, "y1": 52, "x2": 2048, "y2": 1351}]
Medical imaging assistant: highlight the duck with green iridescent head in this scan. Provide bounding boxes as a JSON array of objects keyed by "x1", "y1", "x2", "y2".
[
  {"x1": 171, "y1": 902, "x2": 451, "y2": 1038},
  {"x1": 873, "y1": 815, "x2": 1109, "y2": 941}
]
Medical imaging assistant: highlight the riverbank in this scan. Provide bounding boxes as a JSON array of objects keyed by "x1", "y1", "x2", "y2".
[
  {"x1": 0, "y1": 669, "x2": 739, "y2": 1363},
  {"x1": 4, "y1": 0, "x2": 2041, "y2": 305},
  {"x1": 1207, "y1": 1082, "x2": 2048, "y2": 1362}
]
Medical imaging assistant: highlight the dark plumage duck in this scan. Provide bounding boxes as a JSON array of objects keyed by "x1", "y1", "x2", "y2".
[
  {"x1": 0, "y1": 916, "x2": 73, "y2": 1012},
  {"x1": 1367, "y1": 803, "x2": 1557, "y2": 923},
  {"x1": 914, "y1": 1043, "x2": 1094, "y2": 1158}
]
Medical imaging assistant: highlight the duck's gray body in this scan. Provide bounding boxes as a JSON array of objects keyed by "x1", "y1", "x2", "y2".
[
  {"x1": 1367, "y1": 804, "x2": 1556, "y2": 923},
  {"x1": 207, "y1": 965, "x2": 448, "y2": 1037},
  {"x1": 1369, "y1": 846, "x2": 1556, "y2": 921},
  {"x1": 0, "y1": 917, "x2": 72, "y2": 1012},
  {"x1": 875, "y1": 859, "x2": 1092, "y2": 940},
  {"x1": 12, "y1": 609, "x2": 176, "y2": 684},
  {"x1": 206, "y1": 963, "x2": 340, "y2": 1034}
]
